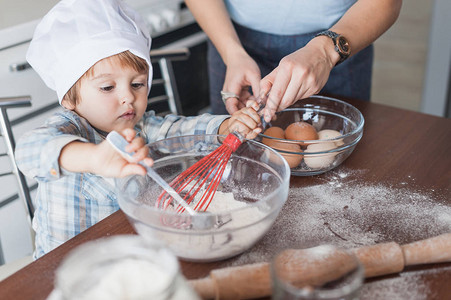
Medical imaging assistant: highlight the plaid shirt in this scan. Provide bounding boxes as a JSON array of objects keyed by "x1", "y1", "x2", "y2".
[{"x1": 15, "y1": 109, "x2": 228, "y2": 259}]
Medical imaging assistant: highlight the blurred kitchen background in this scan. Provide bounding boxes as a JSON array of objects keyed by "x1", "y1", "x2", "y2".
[{"x1": 0, "y1": 0, "x2": 450, "y2": 267}]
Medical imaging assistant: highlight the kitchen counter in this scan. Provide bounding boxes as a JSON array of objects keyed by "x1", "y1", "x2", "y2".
[{"x1": 0, "y1": 98, "x2": 450, "y2": 299}]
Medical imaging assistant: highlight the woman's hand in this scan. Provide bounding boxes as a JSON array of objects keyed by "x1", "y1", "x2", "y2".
[
  {"x1": 259, "y1": 37, "x2": 338, "y2": 122},
  {"x1": 222, "y1": 51, "x2": 261, "y2": 114}
]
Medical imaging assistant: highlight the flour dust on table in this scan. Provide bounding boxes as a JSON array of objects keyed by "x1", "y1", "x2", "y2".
[
  {"x1": 231, "y1": 167, "x2": 451, "y2": 266},
  {"x1": 361, "y1": 266, "x2": 451, "y2": 300}
]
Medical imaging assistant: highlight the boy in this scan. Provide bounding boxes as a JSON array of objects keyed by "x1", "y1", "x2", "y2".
[{"x1": 15, "y1": 0, "x2": 262, "y2": 259}]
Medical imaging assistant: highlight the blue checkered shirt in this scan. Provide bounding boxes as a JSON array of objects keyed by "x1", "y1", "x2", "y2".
[{"x1": 15, "y1": 109, "x2": 228, "y2": 259}]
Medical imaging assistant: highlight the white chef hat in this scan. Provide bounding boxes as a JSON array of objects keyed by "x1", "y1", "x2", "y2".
[{"x1": 26, "y1": 0, "x2": 152, "y2": 103}]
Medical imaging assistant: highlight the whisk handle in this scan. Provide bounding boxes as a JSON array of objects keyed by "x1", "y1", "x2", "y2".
[
  {"x1": 255, "y1": 101, "x2": 269, "y2": 130},
  {"x1": 224, "y1": 132, "x2": 244, "y2": 152},
  {"x1": 106, "y1": 131, "x2": 197, "y2": 216}
]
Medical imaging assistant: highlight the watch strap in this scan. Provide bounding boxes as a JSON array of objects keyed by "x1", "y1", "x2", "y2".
[
  {"x1": 315, "y1": 30, "x2": 349, "y2": 65},
  {"x1": 316, "y1": 30, "x2": 339, "y2": 40}
]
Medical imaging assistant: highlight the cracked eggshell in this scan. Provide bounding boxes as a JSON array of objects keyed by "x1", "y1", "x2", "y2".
[{"x1": 304, "y1": 142, "x2": 337, "y2": 169}]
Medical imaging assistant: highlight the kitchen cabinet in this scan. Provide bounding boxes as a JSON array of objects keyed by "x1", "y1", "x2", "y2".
[{"x1": 0, "y1": 20, "x2": 61, "y2": 264}]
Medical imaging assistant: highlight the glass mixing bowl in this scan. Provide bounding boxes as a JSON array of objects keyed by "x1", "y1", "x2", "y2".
[
  {"x1": 116, "y1": 134, "x2": 290, "y2": 262},
  {"x1": 258, "y1": 95, "x2": 364, "y2": 176}
]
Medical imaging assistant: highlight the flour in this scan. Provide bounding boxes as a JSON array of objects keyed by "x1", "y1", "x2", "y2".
[
  {"x1": 164, "y1": 189, "x2": 263, "y2": 225},
  {"x1": 145, "y1": 190, "x2": 271, "y2": 262},
  {"x1": 48, "y1": 235, "x2": 201, "y2": 300},
  {"x1": 215, "y1": 168, "x2": 451, "y2": 298},
  {"x1": 162, "y1": 185, "x2": 252, "y2": 213},
  {"x1": 74, "y1": 258, "x2": 174, "y2": 300},
  {"x1": 71, "y1": 261, "x2": 199, "y2": 300},
  {"x1": 199, "y1": 190, "x2": 249, "y2": 213},
  {"x1": 230, "y1": 168, "x2": 451, "y2": 266},
  {"x1": 359, "y1": 267, "x2": 451, "y2": 300}
]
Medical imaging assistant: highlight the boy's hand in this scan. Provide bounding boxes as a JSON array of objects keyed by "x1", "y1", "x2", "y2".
[
  {"x1": 59, "y1": 128, "x2": 153, "y2": 178},
  {"x1": 96, "y1": 128, "x2": 153, "y2": 178},
  {"x1": 218, "y1": 100, "x2": 262, "y2": 139}
]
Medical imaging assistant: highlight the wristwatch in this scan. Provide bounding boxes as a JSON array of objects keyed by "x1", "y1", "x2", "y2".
[{"x1": 315, "y1": 30, "x2": 351, "y2": 66}]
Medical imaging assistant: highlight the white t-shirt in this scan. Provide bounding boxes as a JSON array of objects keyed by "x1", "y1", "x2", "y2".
[{"x1": 224, "y1": 0, "x2": 357, "y2": 35}]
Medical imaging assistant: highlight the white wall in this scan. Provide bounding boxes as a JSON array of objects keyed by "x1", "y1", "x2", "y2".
[
  {"x1": 421, "y1": 0, "x2": 451, "y2": 117},
  {"x1": 0, "y1": 0, "x2": 58, "y2": 30}
]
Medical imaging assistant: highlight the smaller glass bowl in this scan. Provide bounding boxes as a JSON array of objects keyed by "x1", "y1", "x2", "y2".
[{"x1": 257, "y1": 95, "x2": 364, "y2": 176}]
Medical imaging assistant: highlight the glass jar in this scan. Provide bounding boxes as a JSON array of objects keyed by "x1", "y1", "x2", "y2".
[
  {"x1": 53, "y1": 235, "x2": 199, "y2": 300},
  {"x1": 271, "y1": 245, "x2": 363, "y2": 300}
]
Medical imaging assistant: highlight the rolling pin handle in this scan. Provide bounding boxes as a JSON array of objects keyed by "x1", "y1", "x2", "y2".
[
  {"x1": 190, "y1": 277, "x2": 216, "y2": 299},
  {"x1": 402, "y1": 233, "x2": 451, "y2": 266}
]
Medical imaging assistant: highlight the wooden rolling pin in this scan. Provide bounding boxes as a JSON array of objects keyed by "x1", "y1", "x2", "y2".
[{"x1": 189, "y1": 233, "x2": 451, "y2": 300}]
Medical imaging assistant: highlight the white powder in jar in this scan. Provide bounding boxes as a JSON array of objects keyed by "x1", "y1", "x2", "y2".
[
  {"x1": 75, "y1": 258, "x2": 173, "y2": 300},
  {"x1": 50, "y1": 257, "x2": 200, "y2": 300}
]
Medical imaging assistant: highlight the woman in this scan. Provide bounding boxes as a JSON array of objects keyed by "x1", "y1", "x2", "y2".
[{"x1": 185, "y1": 0, "x2": 402, "y2": 121}]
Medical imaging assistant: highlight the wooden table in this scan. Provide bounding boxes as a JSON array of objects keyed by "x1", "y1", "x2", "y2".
[{"x1": 1, "y1": 99, "x2": 450, "y2": 299}]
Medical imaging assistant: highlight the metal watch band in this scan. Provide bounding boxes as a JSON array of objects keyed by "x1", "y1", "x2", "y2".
[{"x1": 315, "y1": 30, "x2": 350, "y2": 65}]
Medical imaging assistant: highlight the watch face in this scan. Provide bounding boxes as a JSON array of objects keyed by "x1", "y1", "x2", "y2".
[{"x1": 337, "y1": 36, "x2": 351, "y2": 55}]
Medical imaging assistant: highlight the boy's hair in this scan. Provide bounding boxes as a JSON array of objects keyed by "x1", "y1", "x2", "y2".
[{"x1": 63, "y1": 50, "x2": 149, "y2": 106}]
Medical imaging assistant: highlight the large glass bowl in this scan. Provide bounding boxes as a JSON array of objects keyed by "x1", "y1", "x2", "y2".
[
  {"x1": 258, "y1": 95, "x2": 364, "y2": 176},
  {"x1": 116, "y1": 134, "x2": 290, "y2": 262}
]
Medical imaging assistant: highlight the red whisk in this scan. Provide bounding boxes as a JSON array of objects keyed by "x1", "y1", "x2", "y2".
[{"x1": 156, "y1": 132, "x2": 244, "y2": 213}]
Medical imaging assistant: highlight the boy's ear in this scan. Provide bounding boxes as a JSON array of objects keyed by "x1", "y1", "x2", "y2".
[{"x1": 61, "y1": 98, "x2": 75, "y2": 110}]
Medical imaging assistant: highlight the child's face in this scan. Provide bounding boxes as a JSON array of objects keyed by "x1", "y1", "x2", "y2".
[{"x1": 74, "y1": 57, "x2": 149, "y2": 133}]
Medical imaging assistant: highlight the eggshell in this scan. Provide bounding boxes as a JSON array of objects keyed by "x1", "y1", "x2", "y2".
[
  {"x1": 317, "y1": 129, "x2": 344, "y2": 146},
  {"x1": 261, "y1": 127, "x2": 302, "y2": 168},
  {"x1": 262, "y1": 127, "x2": 285, "y2": 140},
  {"x1": 285, "y1": 122, "x2": 319, "y2": 145},
  {"x1": 304, "y1": 142, "x2": 337, "y2": 169},
  {"x1": 275, "y1": 143, "x2": 303, "y2": 168},
  {"x1": 262, "y1": 127, "x2": 286, "y2": 151}
]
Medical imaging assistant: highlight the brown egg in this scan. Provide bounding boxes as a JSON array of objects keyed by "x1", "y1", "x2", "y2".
[
  {"x1": 285, "y1": 122, "x2": 319, "y2": 146},
  {"x1": 276, "y1": 143, "x2": 303, "y2": 168},
  {"x1": 261, "y1": 127, "x2": 303, "y2": 168},
  {"x1": 262, "y1": 127, "x2": 287, "y2": 151},
  {"x1": 262, "y1": 126, "x2": 285, "y2": 143}
]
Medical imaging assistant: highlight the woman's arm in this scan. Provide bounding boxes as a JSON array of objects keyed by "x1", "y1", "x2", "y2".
[
  {"x1": 185, "y1": 0, "x2": 242, "y2": 65},
  {"x1": 184, "y1": 0, "x2": 261, "y2": 112},
  {"x1": 261, "y1": 0, "x2": 403, "y2": 118},
  {"x1": 330, "y1": 0, "x2": 403, "y2": 58}
]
